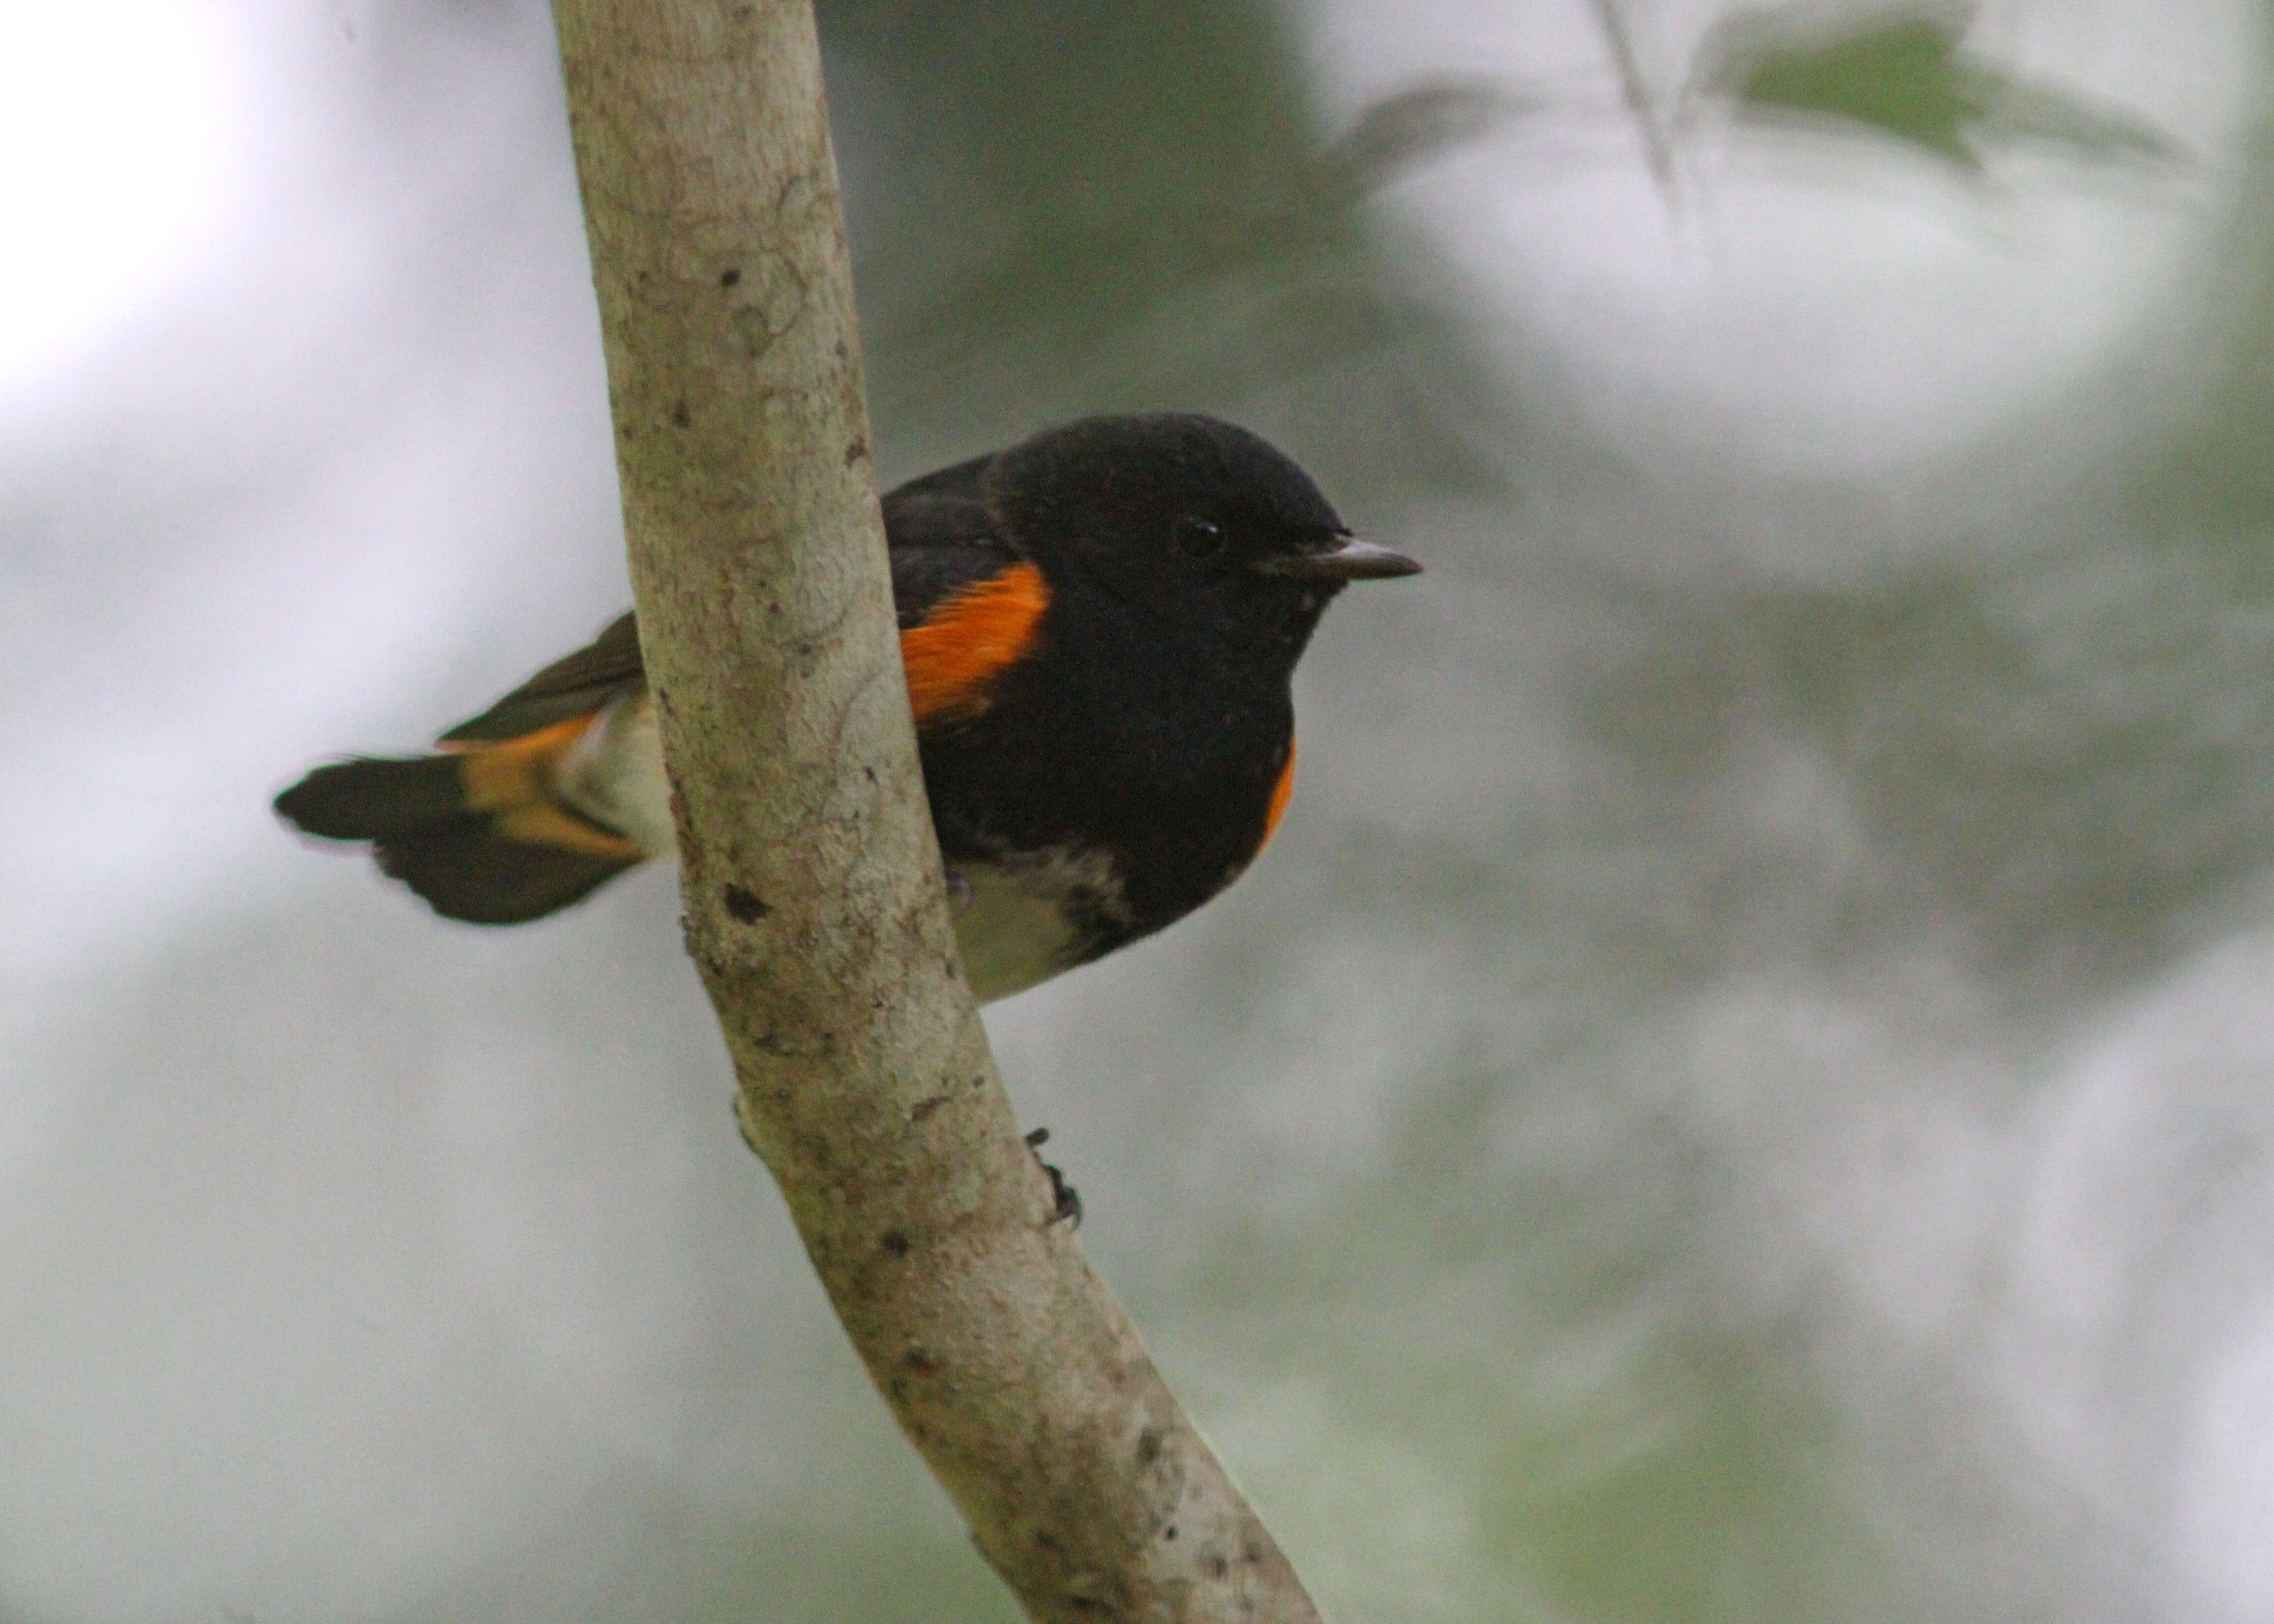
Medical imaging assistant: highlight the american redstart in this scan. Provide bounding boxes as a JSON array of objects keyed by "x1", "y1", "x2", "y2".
[{"x1": 276, "y1": 413, "x2": 1419, "y2": 1003}]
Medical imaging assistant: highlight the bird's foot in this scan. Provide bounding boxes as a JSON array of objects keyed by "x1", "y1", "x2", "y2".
[{"x1": 1024, "y1": 1126, "x2": 1081, "y2": 1228}]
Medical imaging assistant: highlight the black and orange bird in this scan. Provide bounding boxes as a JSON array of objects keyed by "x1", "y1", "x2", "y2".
[{"x1": 275, "y1": 413, "x2": 1418, "y2": 1004}]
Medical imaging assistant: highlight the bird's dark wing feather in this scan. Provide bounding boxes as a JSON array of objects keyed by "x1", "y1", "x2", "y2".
[
  {"x1": 440, "y1": 613, "x2": 645, "y2": 742},
  {"x1": 882, "y1": 455, "x2": 1020, "y2": 628},
  {"x1": 440, "y1": 459, "x2": 1017, "y2": 741}
]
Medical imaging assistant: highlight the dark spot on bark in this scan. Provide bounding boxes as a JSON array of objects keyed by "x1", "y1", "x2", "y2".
[
  {"x1": 1136, "y1": 1425, "x2": 1165, "y2": 1465},
  {"x1": 834, "y1": 339, "x2": 848, "y2": 359},
  {"x1": 671, "y1": 400, "x2": 691, "y2": 427},
  {"x1": 1036, "y1": 1530, "x2": 1062, "y2": 1552},
  {"x1": 723, "y1": 885, "x2": 770, "y2": 923},
  {"x1": 972, "y1": 1076, "x2": 985, "y2": 1090},
  {"x1": 1244, "y1": 1541, "x2": 1263, "y2": 1564},
  {"x1": 843, "y1": 435, "x2": 867, "y2": 465},
  {"x1": 1205, "y1": 1555, "x2": 1228, "y2": 1580},
  {"x1": 910, "y1": 1093, "x2": 949, "y2": 1124},
  {"x1": 1164, "y1": 1525, "x2": 1177, "y2": 1541},
  {"x1": 881, "y1": 1229, "x2": 910, "y2": 1257},
  {"x1": 901, "y1": 1346, "x2": 937, "y2": 1374},
  {"x1": 720, "y1": 267, "x2": 741, "y2": 287}
]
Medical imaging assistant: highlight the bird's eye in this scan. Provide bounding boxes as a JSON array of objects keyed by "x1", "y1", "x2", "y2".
[{"x1": 1175, "y1": 516, "x2": 1226, "y2": 560}]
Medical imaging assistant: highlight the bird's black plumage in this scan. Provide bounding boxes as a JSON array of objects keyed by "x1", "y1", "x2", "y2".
[{"x1": 274, "y1": 413, "x2": 1418, "y2": 995}]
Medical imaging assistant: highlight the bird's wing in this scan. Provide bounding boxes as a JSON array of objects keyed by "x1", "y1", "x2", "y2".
[
  {"x1": 881, "y1": 453, "x2": 1023, "y2": 629},
  {"x1": 439, "y1": 612, "x2": 646, "y2": 743},
  {"x1": 438, "y1": 458, "x2": 1022, "y2": 743}
]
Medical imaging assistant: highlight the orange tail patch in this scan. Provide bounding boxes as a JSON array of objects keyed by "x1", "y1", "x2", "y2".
[
  {"x1": 442, "y1": 714, "x2": 641, "y2": 860},
  {"x1": 900, "y1": 562, "x2": 1050, "y2": 726}
]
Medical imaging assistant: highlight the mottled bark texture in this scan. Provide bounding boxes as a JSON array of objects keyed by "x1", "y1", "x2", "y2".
[{"x1": 546, "y1": 3, "x2": 1325, "y2": 1619}]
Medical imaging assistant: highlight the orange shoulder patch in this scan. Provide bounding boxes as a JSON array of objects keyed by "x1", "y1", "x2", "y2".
[
  {"x1": 900, "y1": 561, "x2": 1050, "y2": 726},
  {"x1": 1260, "y1": 741, "x2": 1296, "y2": 852}
]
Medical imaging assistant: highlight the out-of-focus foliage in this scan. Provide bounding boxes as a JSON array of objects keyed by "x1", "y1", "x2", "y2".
[
  {"x1": 842, "y1": 4, "x2": 1542, "y2": 446},
  {"x1": 1698, "y1": 4, "x2": 2184, "y2": 170},
  {"x1": 2123, "y1": 125, "x2": 2274, "y2": 534}
]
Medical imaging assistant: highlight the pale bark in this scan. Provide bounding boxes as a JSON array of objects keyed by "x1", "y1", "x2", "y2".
[{"x1": 546, "y1": 3, "x2": 1326, "y2": 1619}]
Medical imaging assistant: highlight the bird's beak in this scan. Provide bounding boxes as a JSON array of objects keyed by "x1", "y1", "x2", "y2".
[{"x1": 1252, "y1": 534, "x2": 1422, "y2": 582}]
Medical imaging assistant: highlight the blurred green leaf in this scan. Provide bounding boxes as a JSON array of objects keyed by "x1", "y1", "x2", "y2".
[{"x1": 1698, "y1": 5, "x2": 2184, "y2": 172}]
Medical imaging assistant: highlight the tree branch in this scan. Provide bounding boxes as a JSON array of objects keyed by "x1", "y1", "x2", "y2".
[{"x1": 546, "y1": 2, "x2": 1326, "y2": 1618}]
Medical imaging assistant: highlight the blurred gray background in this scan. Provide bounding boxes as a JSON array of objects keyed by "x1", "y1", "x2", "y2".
[{"x1": 3, "y1": 0, "x2": 2271, "y2": 1619}]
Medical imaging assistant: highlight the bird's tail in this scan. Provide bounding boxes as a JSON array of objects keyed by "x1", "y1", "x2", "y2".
[{"x1": 273, "y1": 714, "x2": 645, "y2": 923}]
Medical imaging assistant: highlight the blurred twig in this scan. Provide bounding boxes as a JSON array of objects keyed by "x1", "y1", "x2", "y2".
[{"x1": 1584, "y1": 0, "x2": 1680, "y2": 192}]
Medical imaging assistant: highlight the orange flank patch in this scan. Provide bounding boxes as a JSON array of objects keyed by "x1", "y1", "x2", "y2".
[
  {"x1": 443, "y1": 714, "x2": 642, "y2": 860},
  {"x1": 1261, "y1": 741, "x2": 1296, "y2": 852},
  {"x1": 900, "y1": 562, "x2": 1050, "y2": 726}
]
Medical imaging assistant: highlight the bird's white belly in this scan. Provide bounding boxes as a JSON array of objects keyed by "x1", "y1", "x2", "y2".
[{"x1": 947, "y1": 846, "x2": 1126, "y2": 1004}]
